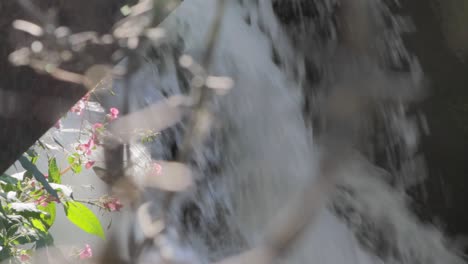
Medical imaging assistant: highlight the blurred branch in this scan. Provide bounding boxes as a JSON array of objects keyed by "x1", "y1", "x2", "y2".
[
  {"x1": 160, "y1": 0, "x2": 227, "y2": 221},
  {"x1": 178, "y1": 0, "x2": 227, "y2": 161}
]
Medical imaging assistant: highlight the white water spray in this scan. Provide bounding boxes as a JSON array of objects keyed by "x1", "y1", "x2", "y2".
[{"x1": 100, "y1": 0, "x2": 466, "y2": 263}]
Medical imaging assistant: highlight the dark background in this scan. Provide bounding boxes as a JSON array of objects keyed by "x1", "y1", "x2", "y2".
[{"x1": 402, "y1": 0, "x2": 468, "y2": 243}]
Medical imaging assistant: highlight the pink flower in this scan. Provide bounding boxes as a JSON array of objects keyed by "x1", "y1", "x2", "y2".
[
  {"x1": 70, "y1": 93, "x2": 91, "y2": 115},
  {"x1": 78, "y1": 138, "x2": 95, "y2": 155},
  {"x1": 79, "y1": 244, "x2": 93, "y2": 259},
  {"x1": 92, "y1": 123, "x2": 103, "y2": 130},
  {"x1": 35, "y1": 195, "x2": 58, "y2": 207},
  {"x1": 152, "y1": 162, "x2": 162, "y2": 175},
  {"x1": 110, "y1": 108, "x2": 119, "y2": 117},
  {"x1": 82, "y1": 93, "x2": 90, "y2": 101},
  {"x1": 91, "y1": 123, "x2": 103, "y2": 145},
  {"x1": 70, "y1": 100, "x2": 86, "y2": 115},
  {"x1": 54, "y1": 119, "x2": 62, "y2": 129},
  {"x1": 103, "y1": 197, "x2": 123, "y2": 212},
  {"x1": 35, "y1": 195, "x2": 48, "y2": 206},
  {"x1": 19, "y1": 254, "x2": 30, "y2": 262},
  {"x1": 107, "y1": 107, "x2": 119, "y2": 121},
  {"x1": 85, "y1": 160, "x2": 95, "y2": 169}
]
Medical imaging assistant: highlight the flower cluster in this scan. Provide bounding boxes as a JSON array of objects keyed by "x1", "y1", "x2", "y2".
[
  {"x1": 107, "y1": 107, "x2": 119, "y2": 121},
  {"x1": 73, "y1": 107, "x2": 119, "y2": 170},
  {"x1": 35, "y1": 194, "x2": 60, "y2": 207},
  {"x1": 101, "y1": 196, "x2": 123, "y2": 212},
  {"x1": 0, "y1": 100, "x2": 126, "y2": 263},
  {"x1": 152, "y1": 162, "x2": 162, "y2": 175},
  {"x1": 70, "y1": 93, "x2": 91, "y2": 116},
  {"x1": 79, "y1": 244, "x2": 93, "y2": 260}
]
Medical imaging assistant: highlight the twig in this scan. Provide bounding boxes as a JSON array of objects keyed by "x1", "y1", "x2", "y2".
[{"x1": 73, "y1": 198, "x2": 106, "y2": 210}]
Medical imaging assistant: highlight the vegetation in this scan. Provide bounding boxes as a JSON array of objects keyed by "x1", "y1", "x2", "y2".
[{"x1": 0, "y1": 100, "x2": 122, "y2": 263}]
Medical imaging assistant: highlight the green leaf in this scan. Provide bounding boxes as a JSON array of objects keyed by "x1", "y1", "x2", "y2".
[
  {"x1": 71, "y1": 163, "x2": 82, "y2": 174},
  {"x1": 0, "y1": 203, "x2": 8, "y2": 218},
  {"x1": 67, "y1": 155, "x2": 75, "y2": 165},
  {"x1": 30, "y1": 189, "x2": 45, "y2": 199},
  {"x1": 0, "y1": 174, "x2": 18, "y2": 185},
  {"x1": 15, "y1": 232, "x2": 41, "y2": 245},
  {"x1": 38, "y1": 203, "x2": 56, "y2": 229},
  {"x1": 31, "y1": 219, "x2": 47, "y2": 232},
  {"x1": 16, "y1": 202, "x2": 54, "y2": 235},
  {"x1": 26, "y1": 149, "x2": 39, "y2": 165},
  {"x1": 31, "y1": 156, "x2": 39, "y2": 165},
  {"x1": 19, "y1": 156, "x2": 59, "y2": 199},
  {"x1": 6, "y1": 223, "x2": 20, "y2": 237},
  {"x1": 48, "y1": 158, "x2": 61, "y2": 184},
  {"x1": 64, "y1": 201, "x2": 105, "y2": 240},
  {"x1": 0, "y1": 245, "x2": 11, "y2": 261},
  {"x1": 36, "y1": 232, "x2": 54, "y2": 249}
]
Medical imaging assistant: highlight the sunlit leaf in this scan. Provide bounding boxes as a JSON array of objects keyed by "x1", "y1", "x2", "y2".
[
  {"x1": 67, "y1": 155, "x2": 75, "y2": 165},
  {"x1": 19, "y1": 156, "x2": 59, "y2": 199},
  {"x1": 71, "y1": 163, "x2": 82, "y2": 174},
  {"x1": 26, "y1": 149, "x2": 39, "y2": 165},
  {"x1": 31, "y1": 218, "x2": 47, "y2": 232},
  {"x1": 64, "y1": 201, "x2": 105, "y2": 240},
  {"x1": 38, "y1": 202, "x2": 56, "y2": 229},
  {"x1": 48, "y1": 158, "x2": 61, "y2": 184}
]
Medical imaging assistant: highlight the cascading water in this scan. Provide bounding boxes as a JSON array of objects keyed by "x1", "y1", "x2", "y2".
[{"x1": 95, "y1": 0, "x2": 466, "y2": 263}]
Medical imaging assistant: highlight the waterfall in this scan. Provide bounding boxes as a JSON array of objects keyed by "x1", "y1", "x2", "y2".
[{"x1": 94, "y1": 0, "x2": 466, "y2": 263}]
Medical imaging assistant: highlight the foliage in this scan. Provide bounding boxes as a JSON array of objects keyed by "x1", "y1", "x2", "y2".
[
  {"x1": 5, "y1": 0, "x2": 192, "y2": 262},
  {"x1": 64, "y1": 201, "x2": 105, "y2": 240},
  {"x1": 0, "y1": 103, "x2": 122, "y2": 262}
]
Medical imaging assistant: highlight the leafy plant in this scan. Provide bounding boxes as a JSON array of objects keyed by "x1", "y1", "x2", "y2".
[{"x1": 0, "y1": 105, "x2": 123, "y2": 262}]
